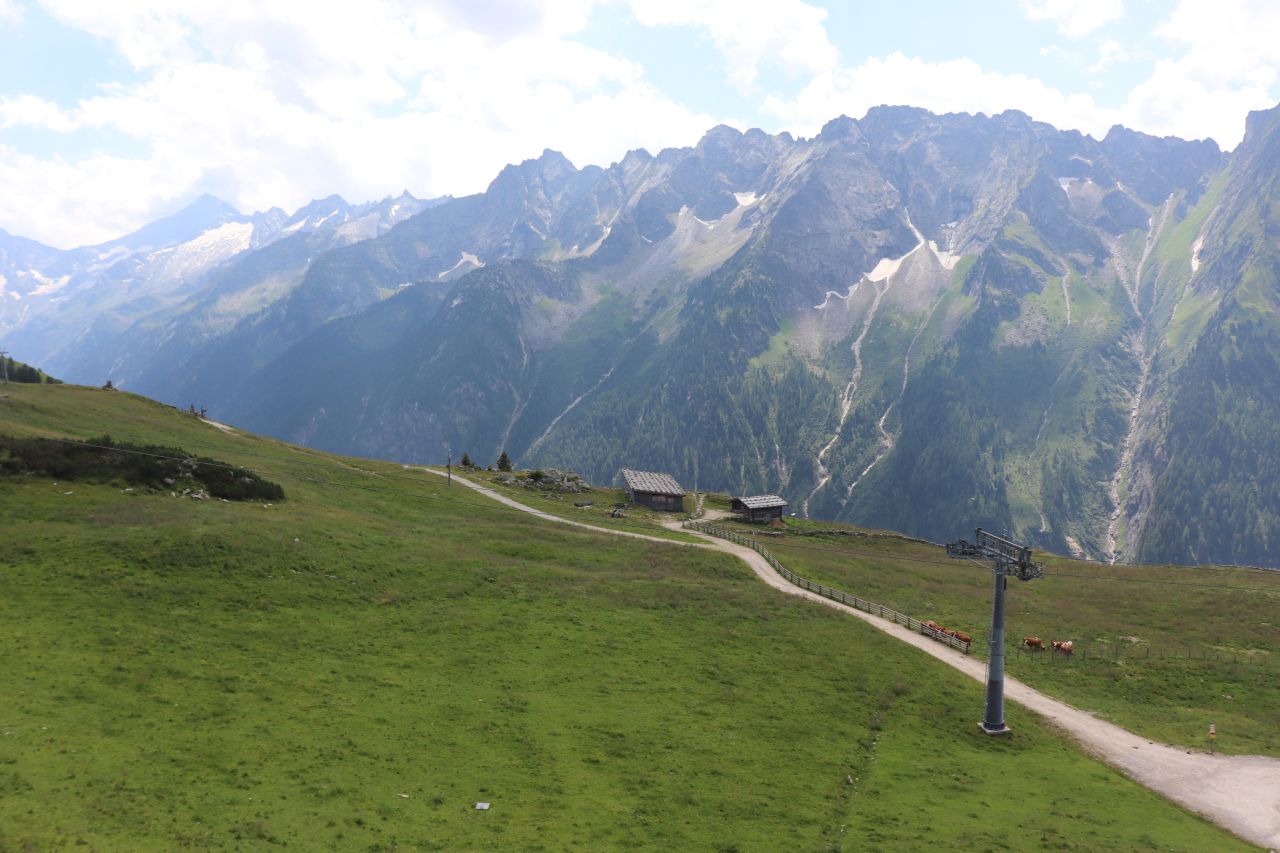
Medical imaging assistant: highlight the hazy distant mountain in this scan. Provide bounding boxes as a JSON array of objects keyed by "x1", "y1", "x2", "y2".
[
  {"x1": 14, "y1": 104, "x2": 1280, "y2": 567},
  {"x1": 1, "y1": 190, "x2": 439, "y2": 392},
  {"x1": 97, "y1": 193, "x2": 244, "y2": 255}
]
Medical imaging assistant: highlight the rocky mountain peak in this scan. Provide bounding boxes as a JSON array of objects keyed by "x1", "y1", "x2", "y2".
[
  {"x1": 91, "y1": 193, "x2": 244, "y2": 255},
  {"x1": 1241, "y1": 102, "x2": 1280, "y2": 145},
  {"x1": 817, "y1": 114, "x2": 862, "y2": 142},
  {"x1": 1099, "y1": 125, "x2": 1224, "y2": 204},
  {"x1": 696, "y1": 124, "x2": 745, "y2": 148},
  {"x1": 486, "y1": 149, "x2": 580, "y2": 202}
]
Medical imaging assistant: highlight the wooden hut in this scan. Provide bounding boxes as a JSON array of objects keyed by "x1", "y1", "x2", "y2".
[
  {"x1": 731, "y1": 494, "x2": 788, "y2": 524},
  {"x1": 620, "y1": 469, "x2": 686, "y2": 512}
]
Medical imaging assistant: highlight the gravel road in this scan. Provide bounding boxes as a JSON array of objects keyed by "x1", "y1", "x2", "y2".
[{"x1": 429, "y1": 470, "x2": 1280, "y2": 849}]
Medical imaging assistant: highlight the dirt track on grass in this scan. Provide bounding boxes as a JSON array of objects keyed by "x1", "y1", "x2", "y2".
[{"x1": 429, "y1": 469, "x2": 1280, "y2": 849}]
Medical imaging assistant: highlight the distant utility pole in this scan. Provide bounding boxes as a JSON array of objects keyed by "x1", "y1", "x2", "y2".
[
  {"x1": 447, "y1": 450, "x2": 452, "y2": 486},
  {"x1": 946, "y1": 528, "x2": 1044, "y2": 736}
]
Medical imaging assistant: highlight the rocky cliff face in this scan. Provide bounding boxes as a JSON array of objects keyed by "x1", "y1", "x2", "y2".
[{"x1": 17, "y1": 104, "x2": 1280, "y2": 566}]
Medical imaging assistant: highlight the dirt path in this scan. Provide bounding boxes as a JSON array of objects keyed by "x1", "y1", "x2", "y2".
[
  {"x1": 426, "y1": 469, "x2": 1280, "y2": 849},
  {"x1": 421, "y1": 468, "x2": 715, "y2": 548}
]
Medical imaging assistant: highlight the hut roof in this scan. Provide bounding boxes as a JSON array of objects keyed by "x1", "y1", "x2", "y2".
[
  {"x1": 734, "y1": 494, "x2": 788, "y2": 509},
  {"x1": 621, "y1": 468, "x2": 685, "y2": 496}
]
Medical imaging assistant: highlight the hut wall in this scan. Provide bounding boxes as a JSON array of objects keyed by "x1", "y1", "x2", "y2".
[
  {"x1": 746, "y1": 506, "x2": 784, "y2": 524},
  {"x1": 634, "y1": 492, "x2": 683, "y2": 512}
]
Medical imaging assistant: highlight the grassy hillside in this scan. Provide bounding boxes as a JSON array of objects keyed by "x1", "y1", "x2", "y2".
[
  {"x1": 466, "y1": 482, "x2": 1280, "y2": 757},
  {"x1": 0, "y1": 383, "x2": 1257, "y2": 850},
  {"x1": 754, "y1": 520, "x2": 1280, "y2": 756},
  {"x1": 0, "y1": 355, "x2": 61, "y2": 384}
]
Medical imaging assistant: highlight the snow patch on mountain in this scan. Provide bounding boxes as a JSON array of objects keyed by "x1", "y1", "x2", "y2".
[
  {"x1": 145, "y1": 221, "x2": 254, "y2": 282},
  {"x1": 928, "y1": 241, "x2": 961, "y2": 269},
  {"x1": 94, "y1": 246, "x2": 132, "y2": 266},
  {"x1": 438, "y1": 252, "x2": 484, "y2": 281},
  {"x1": 814, "y1": 283, "x2": 861, "y2": 310},
  {"x1": 28, "y1": 270, "x2": 71, "y2": 297}
]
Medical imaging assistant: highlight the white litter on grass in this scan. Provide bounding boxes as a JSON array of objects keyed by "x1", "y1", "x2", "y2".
[
  {"x1": 475, "y1": 802, "x2": 490, "y2": 810},
  {"x1": 399, "y1": 793, "x2": 410, "y2": 799}
]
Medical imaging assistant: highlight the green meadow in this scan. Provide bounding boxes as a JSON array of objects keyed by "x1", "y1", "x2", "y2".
[
  {"x1": 0, "y1": 384, "x2": 1258, "y2": 850},
  {"x1": 750, "y1": 519, "x2": 1280, "y2": 757}
]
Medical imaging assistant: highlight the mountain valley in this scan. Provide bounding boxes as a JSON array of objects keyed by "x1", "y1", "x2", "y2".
[{"x1": 6, "y1": 104, "x2": 1280, "y2": 567}]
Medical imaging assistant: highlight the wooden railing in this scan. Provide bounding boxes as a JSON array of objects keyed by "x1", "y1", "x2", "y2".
[{"x1": 684, "y1": 521, "x2": 971, "y2": 654}]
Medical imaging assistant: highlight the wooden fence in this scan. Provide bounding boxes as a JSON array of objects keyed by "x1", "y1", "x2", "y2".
[{"x1": 684, "y1": 521, "x2": 971, "y2": 654}]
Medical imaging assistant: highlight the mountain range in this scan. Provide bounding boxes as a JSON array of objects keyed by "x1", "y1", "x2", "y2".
[{"x1": 6, "y1": 103, "x2": 1280, "y2": 568}]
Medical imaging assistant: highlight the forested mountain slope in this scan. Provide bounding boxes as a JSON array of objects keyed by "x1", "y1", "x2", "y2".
[{"x1": 16, "y1": 103, "x2": 1280, "y2": 565}]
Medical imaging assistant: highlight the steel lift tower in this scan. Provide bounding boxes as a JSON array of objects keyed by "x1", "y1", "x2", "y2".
[{"x1": 946, "y1": 528, "x2": 1044, "y2": 735}]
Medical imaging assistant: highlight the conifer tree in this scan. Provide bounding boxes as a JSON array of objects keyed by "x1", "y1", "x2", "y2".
[
  {"x1": 496, "y1": 450, "x2": 513, "y2": 471},
  {"x1": 460, "y1": 452, "x2": 473, "y2": 468}
]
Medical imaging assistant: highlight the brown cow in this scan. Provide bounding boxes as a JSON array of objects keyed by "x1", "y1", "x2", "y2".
[
  {"x1": 1052, "y1": 640, "x2": 1074, "y2": 655},
  {"x1": 1023, "y1": 636, "x2": 1044, "y2": 650},
  {"x1": 952, "y1": 631, "x2": 972, "y2": 644}
]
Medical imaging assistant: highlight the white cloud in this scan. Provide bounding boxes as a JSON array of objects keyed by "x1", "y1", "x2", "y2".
[
  {"x1": 624, "y1": 0, "x2": 838, "y2": 92},
  {"x1": 0, "y1": 142, "x2": 205, "y2": 247},
  {"x1": 1090, "y1": 38, "x2": 1130, "y2": 73},
  {"x1": 1117, "y1": 0, "x2": 1280, "y2": 146},
  {"x1": 0, "y1": 94, "x2": 79, "y2": 131},
  {"x1": 1019, "y1": 0, "x2": 1124, "y2": 36},
  {"x1": 763, "y1": 53, "x2": 1122, "y2": 140},
  {"x1": 6, "y1": 0, "x2": 1277, "y2": 247},
  {"x1": 1039, "y1": 44, "x2": 1080, "y2": 64},
  {"x1": 767, "y1": 0, "x2": 1280, "y2": 153},
  {"x1": 2, "y1": 0, "x2": 717, "y2": 247},
  {"x1": 0, "y1": 0, "x2": 22, "y2": 24}
]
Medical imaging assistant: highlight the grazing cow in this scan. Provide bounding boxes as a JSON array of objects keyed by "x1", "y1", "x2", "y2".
[
  {"x1": 1023, "y1": 636, "x2": 1044, "y2": 650},
  {"x1": 923, "y1": 620, "x2": 942, "y2": 634},
  {"x1": 952, "y1": 631, "x2": 972, "y2": 645},
  {"x1": 1052, "y1": 640, "x2": 1074, "y2": 655}
]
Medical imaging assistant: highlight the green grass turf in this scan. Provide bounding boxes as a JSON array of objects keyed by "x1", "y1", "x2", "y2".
[
  {"x1": 0, "y1": 384, "x2": 1258, "y2": 850},
  {"x1": 752, "y1": 519, "x2": 1280, "y2": 757}
]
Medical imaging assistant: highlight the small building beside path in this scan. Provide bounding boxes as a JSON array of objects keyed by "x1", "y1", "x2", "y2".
[
  {"x1": 731, "y1": 494, "x2": 788, "y2": 524},
  {"x1": 620, "y1": 468, "x2": 686, "y2": 512}
]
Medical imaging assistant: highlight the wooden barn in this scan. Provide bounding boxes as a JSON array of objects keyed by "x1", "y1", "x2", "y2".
[
  {"x1": 731, "y1": 494, "x2": 788, "y2": 524},
  {"x1": 620, "y1": 468, "x2": 686, "y2": 512}
]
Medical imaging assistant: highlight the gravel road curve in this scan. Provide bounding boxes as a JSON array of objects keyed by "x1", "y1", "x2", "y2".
[{"x1": 428, "y1": 469, "x2": 1280, "y2": 849}]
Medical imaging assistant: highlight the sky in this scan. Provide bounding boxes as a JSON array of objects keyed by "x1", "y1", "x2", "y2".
[{"x1": 1, "y1": 0, "x2": 1278, "y2": 248}]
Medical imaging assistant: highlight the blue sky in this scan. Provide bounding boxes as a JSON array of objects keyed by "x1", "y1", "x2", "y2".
[{"x1": 1, "y1": 0, "x2": 1277, "y2": 247}]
